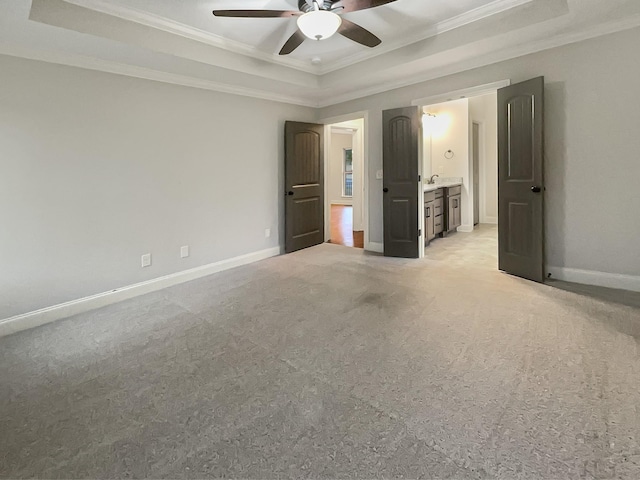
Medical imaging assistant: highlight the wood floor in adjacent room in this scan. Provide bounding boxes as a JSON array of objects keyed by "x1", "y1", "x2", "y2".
[
  {"x1": 330, "y1": 204, "x2": 363, "y2": 248},
  {"x1": 2, "y1": 226, "x2": 640, "y2": 478}
]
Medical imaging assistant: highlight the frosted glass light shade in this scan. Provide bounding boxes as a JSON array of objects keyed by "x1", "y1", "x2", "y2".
[{"x1": 297, "y1": 11, "x2": 342, "y2": 41}]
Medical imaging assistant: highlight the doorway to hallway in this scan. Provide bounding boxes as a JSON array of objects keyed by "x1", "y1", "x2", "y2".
[{"x1": 326, "y1": 118, "x2": 365, "y2": 249}]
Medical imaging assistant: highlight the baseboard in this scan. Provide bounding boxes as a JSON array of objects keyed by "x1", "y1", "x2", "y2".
[
  {"x1": 481, "y1": 216, "x2": 498, "y2": 225},
  {"x1": 0, "y1": 247, "x2": 281, "y2": 338},
  {"x1": 365, "y1": 242, "x2": 384, "y2": 254},
  {"x1": 330, "y1": 200, "x2": 353, "y2": 206},
  {"x1": 547, "y1": 266, "x2": 640, "y2": 293},
  {"x1": 457, "y1": 225, "x2": 475, "y2": 233}
]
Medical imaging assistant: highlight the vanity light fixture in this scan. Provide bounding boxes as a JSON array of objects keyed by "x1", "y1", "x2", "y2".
[{"x1": 422, "y1": 112, "x2": 437, "y2": 134}]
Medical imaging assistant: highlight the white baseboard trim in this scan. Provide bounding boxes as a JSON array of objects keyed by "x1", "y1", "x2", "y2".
[
  {"x1": 457, "y1": 225, "x2": 475, "y2": 233},
  {"x1": 547, "y1": 266, "x2": 640, "y2": 293},
  {"x1": 330, "y1": 200, "x2": 353, "y2": 206},
  {"x1": 365, "y1": 242, "x2": 384, "y2": 254},
  {"x1": 482, "y1": 216, "x2": 498, "y2": 225},
  {"x1": 0, "y1": 247, "x2": 281, "y2": 338}
]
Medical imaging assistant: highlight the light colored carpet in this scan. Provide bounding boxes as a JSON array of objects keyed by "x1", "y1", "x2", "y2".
[{"x1": 1, "y1": 225, "x2": 640, "y2": 478}]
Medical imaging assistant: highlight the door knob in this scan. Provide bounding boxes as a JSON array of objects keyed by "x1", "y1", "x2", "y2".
[
  {"x1": 531, "y1": 186, "x2": 542, "y2": 193},
  {"x1": 383, "y1": 188, "x2": 389, "y2": 193},
  {"x1": 287, "y1": 191, "x2": 294, "y2": 196}
]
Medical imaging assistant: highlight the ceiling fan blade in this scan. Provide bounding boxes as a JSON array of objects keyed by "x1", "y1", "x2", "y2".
[
  {"x1": 332, "y1": 0, "x2": 397, "y2": 14},
  {"x1": 279, "y1": 29, "x2": 306, "y2": 55},
  {"x1": 338, "y1": 18, "x2": 381, "y2": 47},
  {"x1": 213, "y1": 10, "x2": 300, "y2": 18}
]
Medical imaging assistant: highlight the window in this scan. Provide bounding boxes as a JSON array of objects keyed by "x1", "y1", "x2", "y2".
[{"x1": 343, "y1": 148, "x2": 353, "y2": 197}]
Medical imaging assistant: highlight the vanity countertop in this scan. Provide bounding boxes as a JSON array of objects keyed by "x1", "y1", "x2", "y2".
[{"x1": 424, "y1": 181, "x2": 462, "y2": 192}]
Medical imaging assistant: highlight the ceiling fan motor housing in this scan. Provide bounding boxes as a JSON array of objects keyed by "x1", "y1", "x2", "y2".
[{"x1": 299, "y1": 0, "x2": 335, "y2": 13}]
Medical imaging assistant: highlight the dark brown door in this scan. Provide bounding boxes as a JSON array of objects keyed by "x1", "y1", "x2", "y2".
[
  {"x1": 285, "y1": 121, "x2": 324, "y2": 254},
  {"x1": 497, "y1": 77, "x2": 545, "y2": 282},
  {"x1": 382, "y1": 106, "x2": 420, "y2": 258}
]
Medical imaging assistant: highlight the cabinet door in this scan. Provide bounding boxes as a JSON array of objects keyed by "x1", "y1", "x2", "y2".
[
  {"x1": 425, "y1": 201, "x2": 435, "y2": 243},
  {"x1": 448, "y1": 197, "x2": 456, "y2": 231},
  {"x1": 453, "y1": 195, "x2": 462, "y2": 228}
]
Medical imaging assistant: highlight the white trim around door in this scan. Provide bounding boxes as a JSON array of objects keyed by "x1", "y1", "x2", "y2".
[{"x1": 321, "y1": 111, "x2": 370, "y2": 251}]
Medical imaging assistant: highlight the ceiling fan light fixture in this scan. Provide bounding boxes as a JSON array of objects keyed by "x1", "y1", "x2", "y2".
[{"x1": 297, "y1": 10, "x2": 342, "y2": 41}]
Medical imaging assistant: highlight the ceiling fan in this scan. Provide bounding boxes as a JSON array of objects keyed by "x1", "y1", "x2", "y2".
[{"x1": 213, "y1": 0, "x2": 397, "y2": 55}]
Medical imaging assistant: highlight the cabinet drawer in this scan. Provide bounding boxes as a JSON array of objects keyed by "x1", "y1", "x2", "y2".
[
  {"x1": 434, "y1": 215, "x2": 444, "y2": 234},
  {"x1": 434, "y1": 188, "x2": 444, "y2": 199},
  {"x1": 424, "y1": 191, "x2": 436, "y2": 202},
  {"x1": 446, "y1": 185, "x2": 462, "y2": 197},
  {"x1": 433, "y1": 198, "x2": 443, "y2": 215}
]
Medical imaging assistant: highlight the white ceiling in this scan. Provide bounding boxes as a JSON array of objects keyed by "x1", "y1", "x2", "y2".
[
  {"x1": 1, "y1": 0, "x2": 640, "y2": 107},
  {"x1": 87, "y1": 0, "x2": 510, "y2": 68}
]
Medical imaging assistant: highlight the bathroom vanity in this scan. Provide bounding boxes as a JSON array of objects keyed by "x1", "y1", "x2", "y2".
[{"x1": 424, "y1": 182, "x2": 462, "y2": 247}]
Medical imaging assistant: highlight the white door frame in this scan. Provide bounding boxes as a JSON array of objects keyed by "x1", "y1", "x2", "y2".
[
  {"x1": 411, "y1": 80, "x2": 511, "y2": 108},
  {"x1": 470, "y1": 120, "x2": 482, "y2": 227},
  {"x1": 320, "y1": 111, "x2": 370, "y2": 250}
]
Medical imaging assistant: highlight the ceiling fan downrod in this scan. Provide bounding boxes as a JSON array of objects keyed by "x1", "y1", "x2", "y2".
[{"x1": 299, "y1": 0, "x2": 335, "y2": 13}]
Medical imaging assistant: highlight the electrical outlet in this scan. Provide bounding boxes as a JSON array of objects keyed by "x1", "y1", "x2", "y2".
[
  {"x1": 265, "y1": 228, "x2": 271, "y2": 238},
  {"x1": 180, "y1": 245, "x2": 189, "y2": 258},
  {"x1": 141, "y1": 253, "x2": 151, "y2": 268}
]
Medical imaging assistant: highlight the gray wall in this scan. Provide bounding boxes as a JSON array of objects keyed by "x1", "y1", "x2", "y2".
[
  {"x1": 0, "y1": 55, "x2": 314, "y2": 318},
  {"x1": 3, "y1": 26, "x2": 640, "y2": 318},
  {"x1": 318, "y1": 27, "x2": 640, "y2": 277}
]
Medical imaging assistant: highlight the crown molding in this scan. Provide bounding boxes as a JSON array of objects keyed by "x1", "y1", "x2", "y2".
[
  {"x1": 315, "y1": 13, "x2": 640, "y2": 108},
  {"x1": 4, "y1": 12, "x2": 640, "y2": 110},
  {"x1": 316, "y1": 0, "x2": 534, "y2": 74},
  {"x1": 63, "y1": 0, "x2": 321, "y2": 74},
  {"x1": 0, "y1": 43, "x2": 320, "y2": 107},
  {"x1": 62, "y1": 0, "x2": 533, "y2": 76}
]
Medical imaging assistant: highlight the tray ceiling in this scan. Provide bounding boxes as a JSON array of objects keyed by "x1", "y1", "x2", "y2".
[
  {"x1": 79, "y1": 0, "x2": 519, "y2": 70},
  {"x1": 1, "y1": 0, "x2": 640, "y2": 107}
]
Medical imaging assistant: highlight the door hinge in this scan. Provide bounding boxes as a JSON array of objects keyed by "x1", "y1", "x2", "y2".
[
  {"x1": 418, "y1": 175, "x2": 421, "y2": 182},
  {"x1": 418, "y1": 229, "x2": 422, "y2": 238}
]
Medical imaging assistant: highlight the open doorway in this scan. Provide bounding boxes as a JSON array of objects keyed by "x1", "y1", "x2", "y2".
[
  {"x1": 283, "y1": 113, "x2": 368, "y2": 254},
  {"x1": 325, "y1": 118, "x2": 365, "y2": 249},
  {"x1": 380, "y1": 78, "x2": 543, "y2": 278},
  {"x1": 419, "y1": 89, "x2": 499, "y2": 266}
]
